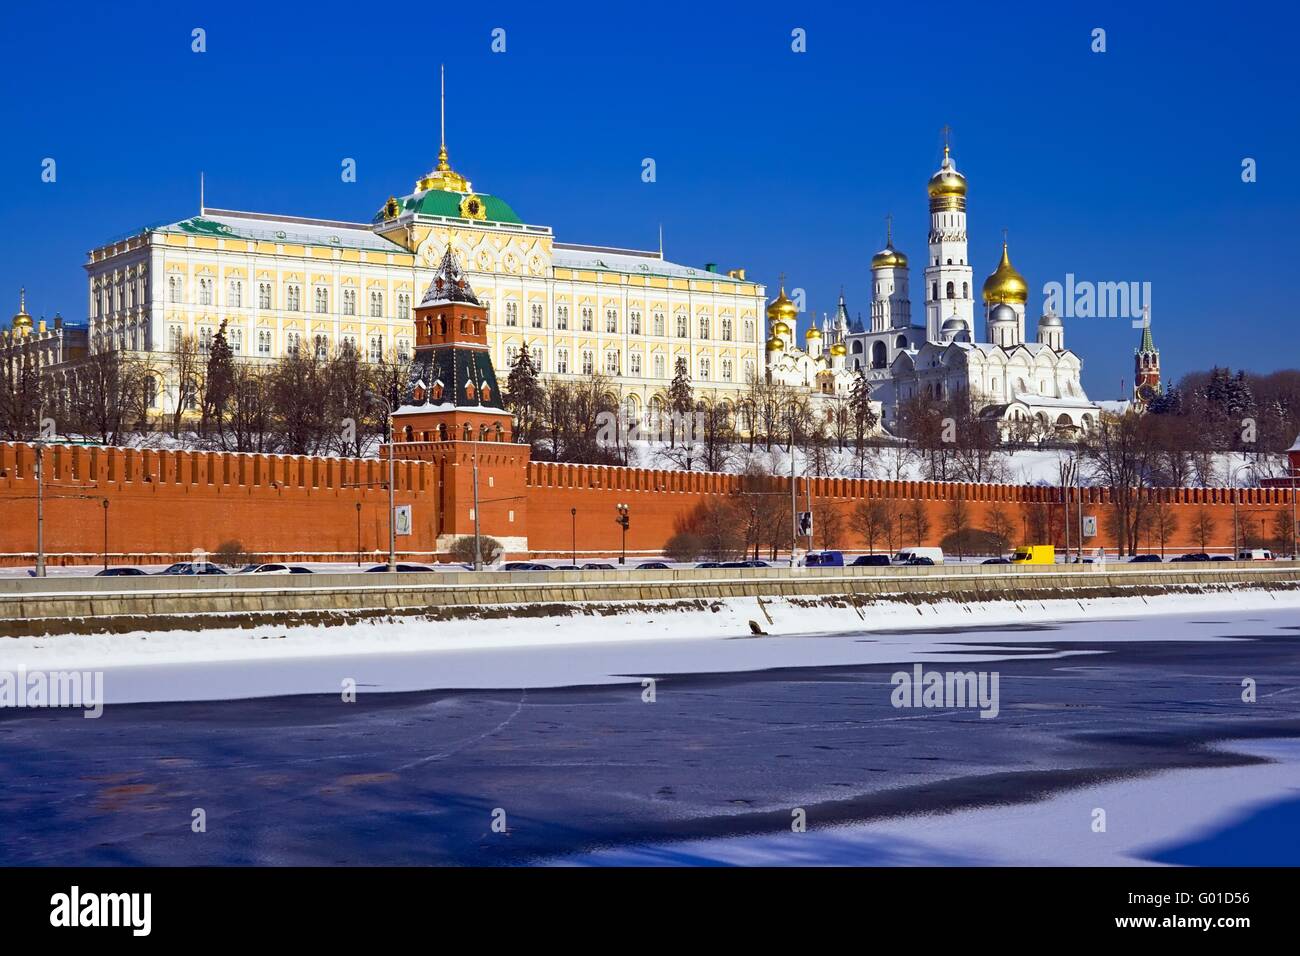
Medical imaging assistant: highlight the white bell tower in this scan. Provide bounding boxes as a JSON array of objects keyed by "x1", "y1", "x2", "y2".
[{"x1": 923, "y1": 129, "x2": 974, "y2": 343}]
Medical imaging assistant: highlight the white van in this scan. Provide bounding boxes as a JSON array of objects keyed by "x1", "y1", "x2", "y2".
[
  {"x1": 1236, "y1": 549, "x2": 1275, "y2": 561},
  {"x1": 891, "y1": 547, "x2": 945, "y2": 566}
]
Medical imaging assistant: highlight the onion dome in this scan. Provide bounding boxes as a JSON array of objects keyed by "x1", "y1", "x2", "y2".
[
  {"x1": 11, "y1": 288, "x2": 32, "y2": 333},
  {"x1": 982, "y1": 242, "x2": 1028, "y2": 305},
  {"x1": 871, "y1": 244, "x2": 909, "y2": 270},
  {"x1": 766, "y1": 283, "x2": 798, "y2": 325},
  {"x1": 829, "y1": 342, "x2": 848, "y2": 357},
  {"x1": 941, "y1": 315, "x2": 969, "y2": 334},
  {"x1": 805, "y1": 325, "x2": 822, "y2": 340},
  {"x1": 927, "y1": 145, "x2": 968, "y2": 210},
  {"x1": 772, "y1": 320, "x2": 791, "y2": 337},
  {"x1": 766, "y1": 335, "x2": 785, "y2": 352},
  {"x1": 989, "y1": 302, "x2": 1017, "y2": 325},
  {"x1": 1038, "y1": 311, "x2": 1062, "y2": 327}
]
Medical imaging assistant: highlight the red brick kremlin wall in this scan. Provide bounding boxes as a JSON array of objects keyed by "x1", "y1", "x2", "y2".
[{"x1": 0, "y1": 441, "x2": 1295, "y2": 565}]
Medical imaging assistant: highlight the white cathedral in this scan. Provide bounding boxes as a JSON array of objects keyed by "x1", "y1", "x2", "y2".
[{"x1": 767, "y1": 144, "x2": 1099, "y2": 438}]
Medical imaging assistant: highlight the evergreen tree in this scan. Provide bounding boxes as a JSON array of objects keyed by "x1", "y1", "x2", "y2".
[
  {"x1": 203, "y1": 320, "x2": 235, "y2": 437},
  {"x1": 505, "y1": 344, "x2": 544, "y2": 446},
  {"x1": 848, "y1": 371, "x2": 878, "y2": 478},
  {"x1": 668, "y1": 356, "x2": 693, "y2": 449}
]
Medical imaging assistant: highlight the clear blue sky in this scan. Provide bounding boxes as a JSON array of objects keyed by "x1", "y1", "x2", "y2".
[{"x1": 1, "y1": 0, "x2": 1295, "y2": 397}]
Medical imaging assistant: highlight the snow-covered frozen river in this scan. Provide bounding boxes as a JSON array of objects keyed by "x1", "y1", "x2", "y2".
[{"x1": 0, "y1": 594, "x2": 1297, "y2": 865}]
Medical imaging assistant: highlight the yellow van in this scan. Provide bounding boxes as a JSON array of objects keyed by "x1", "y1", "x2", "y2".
[{"x1": 1011, "y1": 545, "x2": 1056, "y2": 565}]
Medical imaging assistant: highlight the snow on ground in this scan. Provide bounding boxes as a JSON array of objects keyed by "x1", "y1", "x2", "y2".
[
  {"x1": 556, "y1": 738, "x2": 1300, "y2": 866},
  {"x1": 1, "y1": 588, "x2": 1296, "y2": 705}
]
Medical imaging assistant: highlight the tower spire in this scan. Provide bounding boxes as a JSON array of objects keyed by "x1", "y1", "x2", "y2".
[
  {"x1": 199, "y1": 172, "x2": 205, "y2": 216},
  {"x1": 885, "y1": 213, "x2": 893, "y2": 246}
]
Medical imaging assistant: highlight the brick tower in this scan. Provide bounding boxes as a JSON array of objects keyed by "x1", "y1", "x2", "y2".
[
  {"x1": 387, "y1": 248, "x2": 530, "y2": 558},
  {"x1": 1133, "y1": 306, "x2": 1161, "y2": 410}
]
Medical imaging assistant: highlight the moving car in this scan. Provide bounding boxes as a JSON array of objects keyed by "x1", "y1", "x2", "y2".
[
  {"x1": 905, "y1": 555, "x2": 935, "y2": 566},
  {"x1": 1011, "y1": 545, "x2": 1055, "y2": 565},
  {"x1": 238, "y1": 563, "x2": 293, "y2": 575},
  {"x1": 364, "y1": 563, "x2": 434, "y2": 573},
  {"x1": 581, "y1": 562, "x2": 617, "y2": 570},
  {"x1": 637, "y1": 561, "x2": 671, "y2": 570},
  {"x1": 850, "y1": 554, "x2": 891, "y2": 567},
  {"x1": 695, "y1": 561, "x2": 723, "y2": 569},
  {"x1": 1127, "y1": 554, "x2": 1162, "y2": 563},
  {"x1": 981, "y1": 557, "x2": 1011, "y2": 565},
  {"x1": 95, "y1": 567, "x2": 148, "y2": 577},
  {"x1": 892, "y1": 547, "x2": 944, "y2": 565},
  {"x1": 155, "y1": 562, "x2": 226, "y2": 575},
  {"x1": 1236, "y1": 549, "x2": 1275, "y2": 561},
  {"x1": 500, "y1": 562, "x2": 546, "y2": 571},
  {"x1": 1171, "y1": 552, "x2": 1212, "y2": 562},
  {"x1": 805, "y1": 551, "x2": 844, "y2": 567}
]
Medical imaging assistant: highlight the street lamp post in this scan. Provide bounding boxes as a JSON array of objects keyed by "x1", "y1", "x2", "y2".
[
  {"x1": 101, "y1": 498, "x2": 109, "y2": 571},
  {"x1": 1230, "y1": 463, "x2": 1252, "y2": 558},
  {"x1": 365, "y1": 390, "x2": 397, "y2": 572},
  {"x1": 616, "y1": 503, "x2": 630, "y2": 565},
  {"x1": 570, "y1": 507, "x2": 577, "y2": 567},
  {"x1": 355, "y1": 501, "x2": 362, "y2": 567}
]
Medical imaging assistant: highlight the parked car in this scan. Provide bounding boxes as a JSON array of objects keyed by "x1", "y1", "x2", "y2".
[
  {"x1": 637, "y1": 561, "x2": 671, "y2": 570},
  {"x1": 551, "y1": 565, "x2": 582, "y2": 571},
  {"x1": 850, "y1": 554, "x2": 892, "y2": 567},
  {"x1": 365, "y1": 563, "x2": 434, "y2": 573},
  {"x1": 95, "y1": 567, "x2": 148, "y2": 577},
  {"x1": 581, "y1": 562, "x2": 617, "y2": 570},
  {"x1": 695, "y1": 561, "x2": 723, "y2": 569},
  {"x1": 1171, "y1": 553, "x2": 1212, "y2": 562},
  {"x1": 155, "y1": 562, "x2": 226, "y2": 575},
  {"x1": 238, "y1": 563, "x2": 293, "y2": 575},
  {"x1": 892, "y1": 547, "x2": 944, "y2": 565},
  {"x1": 805, "y1": 550, "x2": 844, "y2": 567},
  {"x1": 1128, "y1": 554, "x2": 1162, "y2": 563},
  {"x1": 1211, "y1": 555, "x2": 1234, "y2": 561},
  {"x1": 981, "y1": 557, "x2": 1011, "y2": 565},
  {"x1": 1236, "y1": 549, "x2": 1275, "y2": 561},
  {"x1": 500, "y1": 561, "x2": 546, "y2": 571},
  {"x1": 905, "y1": 555, "x2": 935, "y2": 566}
]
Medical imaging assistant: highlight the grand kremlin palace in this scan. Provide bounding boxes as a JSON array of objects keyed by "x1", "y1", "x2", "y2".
[{"x1": 83, "y1": 138, "x2": 766, "y2": 420}]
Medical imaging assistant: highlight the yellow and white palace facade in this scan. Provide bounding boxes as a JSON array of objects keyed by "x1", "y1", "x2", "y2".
[{"x1": 83, "y1": 141, "x2": 765, "y2": 420}]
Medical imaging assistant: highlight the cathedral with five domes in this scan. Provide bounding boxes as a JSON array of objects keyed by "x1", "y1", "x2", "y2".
[{"x1": 766, "y1": 142, "x2": 1099, "y2": 438}]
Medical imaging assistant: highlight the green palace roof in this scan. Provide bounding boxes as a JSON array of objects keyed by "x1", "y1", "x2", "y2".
[{"x1": 379, "y1": 189, "x2": 523, "y2": 226}]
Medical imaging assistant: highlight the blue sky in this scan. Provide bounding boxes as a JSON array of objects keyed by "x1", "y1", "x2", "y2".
[{"x1": 1, "y1": 0, "x2": 1295, "y2": 397}]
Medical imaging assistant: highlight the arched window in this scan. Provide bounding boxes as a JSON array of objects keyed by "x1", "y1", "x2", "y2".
[
  {"x1": 481, "y1": 383, "x2": 492, "y2": 403},
  {"x1": 871, "y1": 341, "x2": 887, "y2": 369},
  {"x1": 896, "y1": 334, "x2": 908, "y2": 349},
  {"x1": 931, "y1": 282, "x2": 938, "y2": 300},
  {"x1": 946, "y1": 282, "x2": 955, "y2": 299},
  {"x1": 962, "y1": 282, "x2": 969, "y2": 298},
  {"x1": 431, "y1": 382, "x2": 444, "y2": 401},
  {"x1": 465, "y1": 381, "x2": 476, "y2": 401},
  {"x1": 403, "y1": 425, "x2": 413, "y2": 442}
]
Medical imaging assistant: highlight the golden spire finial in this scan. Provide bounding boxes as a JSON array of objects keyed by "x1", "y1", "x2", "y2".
[
  {"x1": 416, "y1": 65, "x2": 471, "y2": 194},
  {"x1": 19, "y1": 287, "x2": 25, "y2": 313},
  {"x1": 941, "y1": 124, "x2": 952, "y2": 160},
  {"x1": 885, "y1": 213, "x2": 893, "y2": 246}
]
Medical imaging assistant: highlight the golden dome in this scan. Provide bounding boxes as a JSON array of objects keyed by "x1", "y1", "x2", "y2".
[
  {"x1": 829, "y1": 342, "x2": 848, "y2": 356},
  {"x1": 981, "y1": 241, "x2": 1029, "y2": 305},
  {"x1": 927, "y1": 145, "x2": 968, "y2": 209},
  {"x1": 772, "y1": 320, "x2": 791, "y2": 337},
  {"x1": 766, "y1": 335, "x2": 785, "y2": 352},
  {"x1": 805, "y1": 326, "x2": 822, "y2": 339},
  {"x1": 871, "y1": 245, "x2": 909, "y2": 270},
  {"x1": 11, "y1": 288, "x2": 32, "y2": 332},
  {"x1": 766, "y1": 283, "x2": 798, "y2": 324}
]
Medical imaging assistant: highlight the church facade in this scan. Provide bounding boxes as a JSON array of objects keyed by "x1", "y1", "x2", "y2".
[{"x1": 773, "y1": 144, "x2": 1100, "y2": 437}]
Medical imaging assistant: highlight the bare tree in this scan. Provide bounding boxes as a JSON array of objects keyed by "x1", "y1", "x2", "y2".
[
  {"x1": 851, "y1": 499, "x2": 892, "y2": 554},
  {"x1": 169, "y1": 334, "x2": 202, "y2": 439}
]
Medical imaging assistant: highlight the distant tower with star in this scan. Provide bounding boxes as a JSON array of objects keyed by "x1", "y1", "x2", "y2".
[{"x1": 1133, "y1": 306, "x2": 1161, "y2": 409}]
